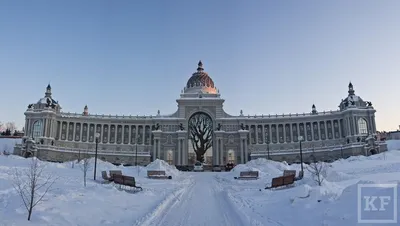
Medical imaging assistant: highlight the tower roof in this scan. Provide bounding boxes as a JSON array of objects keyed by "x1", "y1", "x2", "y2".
[{"x1": 185, "y1": 61, "x2": 217, "y2": 94}]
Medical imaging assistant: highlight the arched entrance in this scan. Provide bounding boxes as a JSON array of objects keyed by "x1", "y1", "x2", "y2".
[
  {"x1": 227, "y1": 149, "x2": 235, "y2": 164},
  {"x1": 166, "y1": 150, "x2": 173, "y2": 165},
  {"x1": 188, "y1": 112, "x2": 213, "y2": 163},
  {"x1": 369, "y1": 149, "x2": 378, "y2": 155}
]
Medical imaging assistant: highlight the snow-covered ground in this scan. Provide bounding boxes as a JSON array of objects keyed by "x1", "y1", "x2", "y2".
[{"x1": 0, "y1": 139, "x2": 399, "y2": 226}]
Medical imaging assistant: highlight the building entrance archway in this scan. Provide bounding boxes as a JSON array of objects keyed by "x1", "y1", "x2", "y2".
[{"x1": 188, "y1": 112, "x2": 213, "y2": 163}]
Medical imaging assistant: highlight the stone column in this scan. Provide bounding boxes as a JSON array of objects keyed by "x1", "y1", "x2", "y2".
[
  {"x1": 310, "y1": 122, "x2": 314, "y2": 141},
  {"x1": 178, "y1": 139, "x2": 182, "y2": 165},
  {"x1": 238, "y1": 130, "x2": 249, "y2": 164},
  {"x1": 58, "y1": 121, "x2": 62, "y2": 140},
  {"x1": 153, "y1": 141, "x2": 157, "y2": 159},
  {"x1": 215, "y1": 139, "x2": 219, "y2": 165},
  {"x1": 220, "y1": 139, "x2": 224, "y2": 165},
  {"x1": 142, "y1": 126, "x2": 145, "y2": 145},
  {"x1": 152, "y1": 130, "x2": 162, "y2": 161},
  {"x1": 176, "y1": 130, "x2": 187, "y2": 165},
  {"x1": 72, "y1": 122, "x2": 76, "y2": 140},
  {"x1": 239, "y1": 139, "x2": 244, "y2": 163},
  {"x1": 262, "y1": 125, "x2": 265, "y2": 143},
  {"x1": 255, "y1": 125, "x2": 258, "y2": 144},
  {"x1": 283, "y1": 124, "x2": 286, "y2": 143},
  {"x1": 214, "y1": 130, "x2": 225, "y2": 165},
  {"x1": 157, "y1": 139, "x2": 161, "y2": 159}
]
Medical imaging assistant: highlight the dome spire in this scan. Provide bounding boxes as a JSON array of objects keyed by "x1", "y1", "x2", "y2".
[
  {"x1": 348, "y1": 81, "x2": 355, "y2": 96},
  {"x1": 197, "y1": 60, "x2": 204, "y2": 72},
  {"x1": 45, "y1": 83, "x2": 52, "y2": 98}
]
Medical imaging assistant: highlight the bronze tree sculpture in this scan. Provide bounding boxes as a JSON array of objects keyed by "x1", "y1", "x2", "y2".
[{"x1": 188, "y1": 112, "x2": 213, "y2": 162}]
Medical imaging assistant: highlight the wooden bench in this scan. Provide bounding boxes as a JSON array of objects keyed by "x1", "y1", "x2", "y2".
[
  {"x1": 113, "y1": 174, "x2": 143, "y2": 191},
  {"x1": 234, "y1": 171, "x2": 259, "y2": 180},
  {"x1": 147, "y1": 170, "x2": 172, "y2": 179},
  {"x1": 283, "y1": 170, "x2": 296, "y2": 176},
  {"x1": 109, "y1": 170, "x2": 123, "y2": 180},
  {"x1": 265, "y1": 174, "x2": 295, "y2": 189}
]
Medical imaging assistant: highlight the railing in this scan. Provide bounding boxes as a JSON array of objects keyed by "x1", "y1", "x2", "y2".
[
  {"x1": 34, "y1": 145, "x2": 150, "y2": 156},
  {"x1": 251, "y1": 143, "x2": 366, "y2": 155},
  {"x1": 59, "y1": 112, "x2": 177, "y2": 119}
]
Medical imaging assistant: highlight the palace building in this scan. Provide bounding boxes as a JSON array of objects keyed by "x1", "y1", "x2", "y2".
[{"x1": 14, "y1": 61, "x2": 387, "y2": 165}]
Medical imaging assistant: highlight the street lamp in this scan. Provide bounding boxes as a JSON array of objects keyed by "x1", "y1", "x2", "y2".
[
  {"x1": 135, "y1": 139, "x2": 139, "y2": 176},
  {"x1": 298, "y1": 136, "x2": 304, "y2": 174},
  {"x1": 93, "y1": 132, "x2": 100, "y2": 180},
  {"x1": 266, "y1": 139, "x2": 270, "y2": 160}
]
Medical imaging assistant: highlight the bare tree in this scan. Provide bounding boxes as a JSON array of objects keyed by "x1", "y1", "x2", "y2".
[
  {"x1": 80, "y1": 151, "x2": 91, "y2": 187},
  {"x1": 188, "y1": 112, "x2": 213, "y2": 162},
  {"x1": 12, "y1": 157, "x2": 56, "y2": 221},
  {"x1": 6, "y1": 122, "x2": 17, "y2": 132},
  {"x1": 306, "y1": 155, "x2": 327, "y2": 186}
]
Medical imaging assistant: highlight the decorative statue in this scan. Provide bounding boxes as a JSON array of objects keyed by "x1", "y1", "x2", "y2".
[
  {"x1": 350, "y1": 100, "x2": 355, "y2": 105},
  {"x1": 217, "y1": 123, "x2": 221, "y2": 131},
  {"x1": 357, "y1": 137, "x2": 361, "y2": 142},
  {"x1": 240, "y1": 109, "x2": 243, "y2": 115},
  {"x1": 179, "y1": 123, "x2": 184, "y2": 131},
  {"x1": 366, "y1": 101, "x2": 373, "y2": 107},
  {"x1": 240, "y1": 123, "x2": 245, "y2": 130},
  {"x1": 155, "y1": 123, "x2": 160, "y2": 130},
  {"x1": 344, "y1": 101, "x2": 349, "y2": 107},
  {"x1": 27, "y1": 104, "x2": 33, "y2": 109},
  {"x1": 46, "y1": 98, "x2": 51, "y2": 107}
]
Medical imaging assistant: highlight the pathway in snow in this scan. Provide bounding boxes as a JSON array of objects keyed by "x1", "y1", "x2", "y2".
[{"x1": 134, "y1": 172, "x2": 248, "y2": 226}]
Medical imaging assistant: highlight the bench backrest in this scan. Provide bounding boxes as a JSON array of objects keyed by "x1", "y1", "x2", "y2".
[
  {"x1": 271, "y1": 177, "x2": 284, "y2": 187},
  {"x1": 123, "y1": 175, "x2": 136, "y2": 186},
  {"x1": 113, "y1": 174, "x2": 125, "y2": 184},
  {"x1": 239, "y1": 171, "x2": 259, "y2": 177},
  {"x1": 282, "y1": 174, "x2": 295, "y2": 185},
  {"x1": 283, "y1": 170, "x2": 296, "y2": 176},
  {"x1": 112, "y1": 174, "x2": 137, "y2": 186},
  {"x1": 109, "y1": 170, "x2": 122, "y2": 178},
  {"x1": 147, "y1": 170, "x2": 166, "y2": 176}
]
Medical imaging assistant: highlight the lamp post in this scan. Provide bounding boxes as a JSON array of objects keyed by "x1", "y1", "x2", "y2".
[
  {"x1": 93, "y1": 133, "x2": 100, "y2": 180},
  {"x1": 266, "y1": 139, "x2": 270, "y2": 160},
  {"x1": 298, "y1": 136, "x2": 304, "y2": 174},
  {"x1": 135, "y1": 139, "x2": 139, "y2": 176}
]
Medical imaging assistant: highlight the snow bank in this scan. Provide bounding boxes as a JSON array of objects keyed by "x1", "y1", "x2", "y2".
[
  {"x1": 386, "y1": 139, "x2": 400, "y2": 151},
  {"x1": 146, "y1": 159, "x2": 182, "y2": 178},
  {"x1": 228, "y1": 158, "x2": 291, "y2": 179},
  {"x1": 0, "y1": 138, "x2": 21, "y2": 154}
]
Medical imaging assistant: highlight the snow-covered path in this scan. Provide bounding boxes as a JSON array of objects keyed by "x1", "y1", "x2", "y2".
[{"x1": 135, "y1": 172, "x2": 247, "y2": 226}]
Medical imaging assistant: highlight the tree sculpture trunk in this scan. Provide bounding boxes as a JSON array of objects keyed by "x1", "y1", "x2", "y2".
[{"x1": 188, "y1": 112, "x2": 213, "y2": 163}]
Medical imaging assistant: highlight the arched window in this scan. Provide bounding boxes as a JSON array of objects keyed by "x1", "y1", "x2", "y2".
[
  {"x1": 358, "y1": 118, "x2": 368, "y2": 135},
  {"x1": 32, "y1": 120, "x2": 43, "y2": 139}
]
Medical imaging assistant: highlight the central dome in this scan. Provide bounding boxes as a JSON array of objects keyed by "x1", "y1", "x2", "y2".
[{"x1": 185, "y1": 61, "x2": 217, "y2": 94}]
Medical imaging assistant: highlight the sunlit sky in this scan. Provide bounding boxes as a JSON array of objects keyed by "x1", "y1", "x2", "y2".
[{"x1": 0, "y1": 0, "x2": 399, "y2": 131}]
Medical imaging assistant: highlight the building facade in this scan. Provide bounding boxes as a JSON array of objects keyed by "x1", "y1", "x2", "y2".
[{"x1": 14, "y1": 61, "x2": 387, "y2": 165}]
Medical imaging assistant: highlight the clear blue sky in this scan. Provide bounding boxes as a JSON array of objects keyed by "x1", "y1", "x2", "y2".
[{"x1": 0, "y1": 0, "x2": 399, "y2": 131}]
